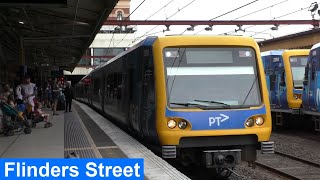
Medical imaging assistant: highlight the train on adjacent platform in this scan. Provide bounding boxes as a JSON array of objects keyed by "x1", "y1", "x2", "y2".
[
  {"x1": 74, "y1": 35, "x2": 274, "y2": 177},
  {"x1": 261, "y1": 45, "x2": 320, "y2": 132},
  {"x1": 301, "y1": 43, "x2": 320, "y2": 131},
  {"x1": 261, "y1": 50, "x2": 309, "y2": 128}
]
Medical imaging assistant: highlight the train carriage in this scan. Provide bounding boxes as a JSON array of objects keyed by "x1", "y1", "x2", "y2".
[
  {"x1": 75, "y1": 36, "x2": 274, "y2": 176},
  {"x1": 261, "y1": 49, "x2": 309, "y2": 128},
  {"x1": 302, "y1": 43, "x2": 320, "y2": 132}
]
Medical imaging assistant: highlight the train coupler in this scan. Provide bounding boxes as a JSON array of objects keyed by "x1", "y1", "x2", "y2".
[{"x1": 203, "y1": 149, "x2": 241, "y2": 168}]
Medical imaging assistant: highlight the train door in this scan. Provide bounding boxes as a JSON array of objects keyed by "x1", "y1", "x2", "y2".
[
  {"x1": 263, "y1": 56, "x2": 273, "y2": 104},
  {"x1": 271, "y1": 56, "x2": 285, "y2": 108},
  {"x1": 127, "y1": 49, "x2": 142, "y2": 133},
  {"x1": 101, "y1": 72, "x2": 105, "y2": 111},
  {"x1": 140, "y1": 47, "x2": 156, "y2": 140},
  {"x1": 304, "y1": 55, "x2": 318, "y2": 110},
  {"x1": 278, "y1": 62, "x2": 288, "y2": 109}
]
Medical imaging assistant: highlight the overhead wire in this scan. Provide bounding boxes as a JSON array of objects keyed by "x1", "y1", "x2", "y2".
[
  {"x1": 232, "y1": 0, "x2": 288, "y2": 20},
  {"x1": 107, "y1": 0, "x2": 147, "y2": 51},
  {"x1": 128, "y1": 0, "x2": 196, "y2": 47},
  {"x1": 114, "y1": 0, "x2": 176, "y2": 47},
  {"x1": 249, "y1": 6, "x2": 310, "y2": 37},
  {"x1": 193, "y1": 0, "x2": 261, "y2": 35},
  {"x1": 219, "y1": 0, "x2": 289, "y2": 35}
]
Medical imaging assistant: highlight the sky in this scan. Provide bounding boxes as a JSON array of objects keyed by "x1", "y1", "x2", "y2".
[{"x1": 126, "y1": 0, "x2": 319, "y2": 45}]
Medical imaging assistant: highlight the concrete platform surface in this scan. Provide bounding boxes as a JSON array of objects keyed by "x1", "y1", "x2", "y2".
[
  {"x1": 0, "y1": 109, "x2": 64, "y2": 158},
  {"x1": 0, "y1": 100, "x2": 190, "y2": 180}
]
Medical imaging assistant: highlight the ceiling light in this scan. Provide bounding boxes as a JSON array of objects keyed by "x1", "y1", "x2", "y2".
[{"x1": 18, "y1": 21, "x2": 24, "y2": 24}]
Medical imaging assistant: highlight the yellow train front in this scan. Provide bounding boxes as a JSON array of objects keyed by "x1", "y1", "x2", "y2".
[{"x1": 75, "y1": 35, "x2": 273, "y2": 174}]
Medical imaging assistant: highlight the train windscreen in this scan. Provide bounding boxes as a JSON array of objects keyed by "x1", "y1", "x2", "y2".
[
  {"x1": 163, "y1": 47, "x2": 262, "y2": 109},
  {"x1": 289, "y1": 56, "x2": 308, "y2": 88}
]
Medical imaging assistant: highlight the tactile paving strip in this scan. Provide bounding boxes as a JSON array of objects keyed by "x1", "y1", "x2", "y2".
[
  {"x1": 64, "y1": 109, "x2": 100, "y2": 158},
  {"x1": 74, "y1": 100, "x2": 190, "y2": 180}
]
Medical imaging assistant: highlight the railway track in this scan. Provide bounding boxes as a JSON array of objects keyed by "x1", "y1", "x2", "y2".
[
  {"x1": 256, "y1": 150, "x2": 320, "y2": 180},
  {"x1": 273, "y1": 131, "x2": 320, "y2": 142}
]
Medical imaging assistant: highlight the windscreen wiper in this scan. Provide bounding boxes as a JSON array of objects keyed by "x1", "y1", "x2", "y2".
[
  {"x1": 170, "y1": 102, "x2": 206, "y2": 109},
  {"x1": 194, "y1": 99, "x2": 231, "y2": 108}
]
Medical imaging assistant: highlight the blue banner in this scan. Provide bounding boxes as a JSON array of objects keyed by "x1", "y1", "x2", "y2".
[{"x1": 0, "y1": 158, "x2": 144, "y2": 179}]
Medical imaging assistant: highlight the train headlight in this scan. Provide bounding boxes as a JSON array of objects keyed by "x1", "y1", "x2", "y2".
[
  {"x1": 167, "y1": 119, "x2": 177, "y2": 129},
  {"x1": 245, "y1": 118, "x2": 254, "y2": 127},
  {"x1": 255, "y1": 116, "x2": 264, "y2": 126},
  {"x1": 178, "y1": 120, "x2": 188, "y2": 129}
]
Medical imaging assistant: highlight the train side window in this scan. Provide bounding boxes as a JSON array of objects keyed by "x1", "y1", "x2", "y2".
[
  {"x1": 304, "y1": 62, "x2": 310, "y2": 80},
  {"x1": 280, "y1": 70, "x2": 285, "y2": 86},
  {"x1": 117, "y1": 73, "x2": 123, "y2": 100},
  {"x1": 270, "y1": 74, "x2": 276, "y2": 90},
  {"x1": 312, "y1": 60, "x2": 316, "y2": 80},
  {"x1": 270, "y1": 66, "x2": 278, "y2": 90}
]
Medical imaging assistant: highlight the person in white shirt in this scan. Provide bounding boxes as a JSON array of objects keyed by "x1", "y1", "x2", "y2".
[{"x1": 21, "y1": 75, "x2": 37, "y2": 112}]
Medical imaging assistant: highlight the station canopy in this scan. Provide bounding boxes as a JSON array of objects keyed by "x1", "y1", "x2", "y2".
[{"x1": 0, "y1": 0, "x2": 118, "y2": 71}]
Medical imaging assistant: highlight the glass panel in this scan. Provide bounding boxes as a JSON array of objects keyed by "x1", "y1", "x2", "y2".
[
  {"x1": 77, "y1": 58, "x2": 90, "y2": 66},
  {"x1": 92, "y1": 48, "x2": 125, "y2": 66},
  {"x1": 163, "y1": 47, "x2": 261, "y2": 109},
  {"x1": 78, "y1": 48, "x2": 91, "y2": 66},
  {"x1": 290, "y1": 56, "x2": 308, "y2": 88},
  {"x1": 93, "y1": 48, "x2": 125, "y2": 56}
]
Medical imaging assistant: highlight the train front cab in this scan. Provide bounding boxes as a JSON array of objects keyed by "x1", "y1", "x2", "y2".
[
  {"x1": 302, "y1": 43, "x2": 320, "y2": 132},
  {"x1": 261, "y1": 50, "x2": 309, "y2": 128},
  {"x1": 152, "y1": 36, "x2": 274, "y2": 170}
]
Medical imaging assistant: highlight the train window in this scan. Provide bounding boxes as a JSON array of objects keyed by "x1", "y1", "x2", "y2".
[
  {"x1": 312, "y1": 59, "x2": 316, "y2": 80},
  {"x1": 166, "y1": 66, "x2": 254, "y2": 76},
  {"x1": 163, "y1": 47, "x2": 261, "y2": 108},
  {"x1": 290, "y1": 56, "x2": 308, "y2": 88},
  {"x1": 117, "y1": 73, "x2": 123, "y2": 100}
]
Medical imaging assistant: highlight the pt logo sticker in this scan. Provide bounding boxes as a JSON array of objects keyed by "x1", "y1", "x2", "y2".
[{"x1": 209, "y1": 114, "x2": 229, "y2": 127}]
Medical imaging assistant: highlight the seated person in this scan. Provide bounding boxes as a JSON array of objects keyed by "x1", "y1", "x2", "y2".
[
  {"x1": 34, "y1": 102, "x2": 50, "y2": 123},
  {"x1": 6, "y1": 96, "x2": 15, "y2": 107}
]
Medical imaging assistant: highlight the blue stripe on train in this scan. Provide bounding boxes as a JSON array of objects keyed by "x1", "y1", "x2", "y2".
[{"x1": 165, "y1": 106, "x2": 266, "y2": 130}]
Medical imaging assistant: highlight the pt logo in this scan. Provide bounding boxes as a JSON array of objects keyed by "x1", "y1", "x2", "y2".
[{"x1": 209, "y1": 114, "x2": 229, "y2": 127}]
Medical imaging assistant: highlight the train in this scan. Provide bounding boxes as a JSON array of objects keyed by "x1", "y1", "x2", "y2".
[
  {"x1": 261, "y1": 49, "x2": 309, "y2": 128},
  {"x1": 301, "y1": 43, "x2": 320, "y2": 131},
  {"x1": 261, "y1": 46, "x2": 320, "y2": 132},
  {"x1": 74, "y1": 35, "x2": 274, "y2": 177}
]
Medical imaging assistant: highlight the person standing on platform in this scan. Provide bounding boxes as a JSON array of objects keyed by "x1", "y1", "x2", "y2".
[
  {"x1": 51, "y1": 78, "x2": 60, "y2": 116},
  {"x1": 20, "y1": 75, "x2": 37, "y2": 112},
  {"x1": 63, "y1": 82, "x2": 73, "y2": 112}
]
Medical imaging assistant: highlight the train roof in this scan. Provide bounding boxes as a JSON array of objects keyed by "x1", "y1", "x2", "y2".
[
  {"x1": 156, "y1": 35, "x2": 258, "y2": 47},
  {"x1": 261, "y1": 49, "x2": 310, "y2": 57},
  {"x1": 85, "y1": 36, "x2": 158, "y2": 77},
  {"x1": 311, "y1": 42, "x2": 320, "y2": 50},
  {"x1": 261, "y1": 50, "x2": 284, "y2": 56},
  {"x1": 80, "y1": 35, "x2": 260, "y2": 80}
]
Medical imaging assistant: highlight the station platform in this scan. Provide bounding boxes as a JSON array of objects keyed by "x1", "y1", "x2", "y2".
[{"x1": 0, "y1": 100, "x2": 189, "y2": 180}]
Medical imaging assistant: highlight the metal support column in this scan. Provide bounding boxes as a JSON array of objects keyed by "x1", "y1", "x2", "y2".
[{"x1": 20, "y1": 37, "x2": 25, "y2": 65}]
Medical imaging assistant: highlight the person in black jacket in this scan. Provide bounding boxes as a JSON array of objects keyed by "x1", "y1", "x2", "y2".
[{"x1": 63, "y1": 82, "x2": 73, "y2": 112}]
